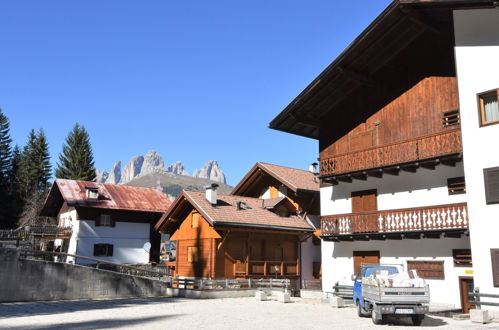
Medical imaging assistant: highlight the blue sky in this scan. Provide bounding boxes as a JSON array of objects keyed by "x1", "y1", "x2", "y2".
[{"x1": 0, "y1": 0, "x2": 391, "y2": 186}]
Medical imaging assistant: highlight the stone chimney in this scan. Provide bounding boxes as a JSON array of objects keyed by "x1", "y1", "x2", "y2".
[
  {"x1": 205, "y1": 183, "x2": 219, "y2": 205},
  {"x1": 309, "y1": 162, "x2": 318, "y2": 174}
]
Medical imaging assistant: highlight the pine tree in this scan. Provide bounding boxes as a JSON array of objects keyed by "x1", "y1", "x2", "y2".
[
  {"x1": 18, "y1": 129, "x2": 37, "y2": 197},
  {"x1": 0, "y1": 108, "x2": 12, "y2": 183},
  {"x1": 55, "y1": 123, "x2": 96, "y2": 181},
  {"x1": 0, "y1": 109, "x2": 12, "y2": 228},
  {"x1": 7, "y1": 145, "x2": 25, "y2": 227},
  {"x1": 33, "y1": 129, "x2": 51, "y2": 191}
]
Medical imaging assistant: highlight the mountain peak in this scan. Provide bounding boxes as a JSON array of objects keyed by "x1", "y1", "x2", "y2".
[{"x1": 193, "y1": 160, "x2": 226, "y2": 184}]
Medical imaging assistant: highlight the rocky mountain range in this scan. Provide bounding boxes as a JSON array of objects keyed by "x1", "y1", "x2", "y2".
[{"x1": 95, "y1": 151, "x2": 227, "y2": 185}]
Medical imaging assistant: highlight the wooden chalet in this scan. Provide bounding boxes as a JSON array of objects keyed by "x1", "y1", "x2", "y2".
[
  {"x1": 154, "y1": 186, "x2": 314, "y2": 279},
  {"x1": 230, "y1": 162, "x2": 322, "y2": 281}
]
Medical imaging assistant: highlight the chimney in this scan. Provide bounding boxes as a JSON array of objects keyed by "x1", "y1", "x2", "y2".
[
  {"x1": 204, "y1": 183, "x2": 219, "y2": 205},
  {"x1": 309, "y1": 162, "x2": 318, "y2": 174}
]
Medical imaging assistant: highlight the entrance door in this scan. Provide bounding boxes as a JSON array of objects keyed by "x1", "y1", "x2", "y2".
[
  {"x1": 353, "y1": 250, "x2": 380, "y2": 275},
  {"x1": 459, "y1": 277, "x2": 476, "y2": 313}
]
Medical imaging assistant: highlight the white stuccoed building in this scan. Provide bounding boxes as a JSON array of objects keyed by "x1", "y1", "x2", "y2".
[
  {"x1": 269, "y1": 0, "x2": 499, "y2": 313},
  {"x1": 454, "y1": 7, "x2": 499, "y2": 308},
  {"x1": 40, "y1": 179, "x2": 171, "y2": 264}
]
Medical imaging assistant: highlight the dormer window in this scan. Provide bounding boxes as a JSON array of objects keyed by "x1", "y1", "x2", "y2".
[{"x1": 85, "y1": 186, "x2": 99, "y2": 199}]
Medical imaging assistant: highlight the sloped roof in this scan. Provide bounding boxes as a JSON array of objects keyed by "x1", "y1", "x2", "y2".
[
  {"x1": 155, "y1": 190, "x2": 314, "y2": 233},
  {"x1": 231, "y1": 162, "x2": 319, "y2": 196},
  {"x1": 40, "y1": 179, "x2": 171, "y2": 216}
]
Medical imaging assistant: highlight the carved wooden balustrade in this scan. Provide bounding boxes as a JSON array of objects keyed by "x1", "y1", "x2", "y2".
[
  {"x1": 320, "y1": 129, "x2": 462, "y2": 177},
  {"x1": 321, "y1": 203, "x2": 468, "y2": 236}
]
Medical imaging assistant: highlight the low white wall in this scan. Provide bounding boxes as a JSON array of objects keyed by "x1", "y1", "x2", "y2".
[
  {"x1": 321, "y1": 165, "x2": 466, "y2": 216},
  {"x1": 322, "y1": 236, "x2": 472, "y2": 309},
  {"x1": 301, "y1": 236, "x2": 321, "y2": 281}
]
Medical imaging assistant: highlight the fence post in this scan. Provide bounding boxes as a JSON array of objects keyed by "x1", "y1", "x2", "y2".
[
  {"x1": 248, "y1": 278, "x2": 252, "y2": 289},
  {"x1": 474, "y1": 287, "x2": 481, "y2": 310}
]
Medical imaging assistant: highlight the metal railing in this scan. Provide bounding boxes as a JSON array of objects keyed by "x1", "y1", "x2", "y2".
[
  {"x1": 469, "y1": 288, "x2": 499, "y2": 308},
  {"x1": 326, "y1": 282, "x2": 353, "y2": 300},
  {"x1": 19, "y1": 249, "x2": 171, "y2": 281},
  {"x1": 171, "y1": 277, "x2": 292, "y2": 291}
]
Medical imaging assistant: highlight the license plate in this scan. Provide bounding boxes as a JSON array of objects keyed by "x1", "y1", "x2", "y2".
[{"x1": 395, "y1": 309, "x2": 414, "y2": 314}]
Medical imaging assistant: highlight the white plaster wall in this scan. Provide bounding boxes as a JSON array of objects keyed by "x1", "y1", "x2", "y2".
[
  {"x1": 322, "y1": 237, "x2": 472, "y2": 308},
  {"x1": 75, "y1": 220, "x2": 150, "y2": 264},
  {"x1": 454, "y1": 8, "x2": 499, "y2": 303},
  {"x1": 59, "y1": 209, "x2": 78, "y2": 263},
  {"x1": 301, "y1": 236, "x2": 321, "y2": 281},
  {"x1": 321, "y1": 165, "x2": 466, "y2": 216},
  {"x1": 261, "y1": 187, "x2": 285, "y2": 199}
]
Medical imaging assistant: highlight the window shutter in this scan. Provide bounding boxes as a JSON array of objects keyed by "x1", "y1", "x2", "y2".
[
  {"x1": 107, "y1": 244, "x2": 114, "y2": 257},
  {"x1": 484, "y1": 167, "x2": 499, "y2": 204}
]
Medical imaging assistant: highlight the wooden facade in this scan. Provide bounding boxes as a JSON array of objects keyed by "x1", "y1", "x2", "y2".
[{"x1": 169, "y1": 210, "x2": 301, "y2": 279}]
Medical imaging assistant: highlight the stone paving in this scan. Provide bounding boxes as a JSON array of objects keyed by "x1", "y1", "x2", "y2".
[{"x1": 0, "y1": 297, "x2": 497, "y2": 329}]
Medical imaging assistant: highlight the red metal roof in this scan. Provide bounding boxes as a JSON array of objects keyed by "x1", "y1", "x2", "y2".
[{"x1": 42, "y1": 179, "x2": 170, "y2": 215}]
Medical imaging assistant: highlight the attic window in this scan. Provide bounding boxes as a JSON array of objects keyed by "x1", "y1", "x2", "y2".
[
  {"x1": 236, "y1": 201, "x2": 252, "y2": 210},
  {"x1": 85, "y1": 186, "x2": 99, "y2": 199}
]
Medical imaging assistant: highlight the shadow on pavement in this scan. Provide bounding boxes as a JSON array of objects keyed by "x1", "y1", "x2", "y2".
[
  {"x1": 5, "y1": 314, "x2": 180, "y2": 330},
  {"x1": 383, "y1": 314, "x2": 448, "y2": 327},
  {"x1": 0, "y1": 297, "x2": 184, "y2": 318}
]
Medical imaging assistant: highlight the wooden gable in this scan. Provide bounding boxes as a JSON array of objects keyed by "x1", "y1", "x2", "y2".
[{"x1": 170, "y1": 210, "x2": 221, "y2": 241}]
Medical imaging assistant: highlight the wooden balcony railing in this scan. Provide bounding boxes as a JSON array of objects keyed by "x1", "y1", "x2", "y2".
[
  {"x1": 247, "y1": 260, "x2": 299, "y2": 276},
  {"x1": 321, "y1": 203, "x2": 468, "y2": 236},
  {"x1": 320, "y1": 129, "x2": 462, "y2": 177}
]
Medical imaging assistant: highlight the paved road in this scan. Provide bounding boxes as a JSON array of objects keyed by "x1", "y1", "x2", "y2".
[{"x1": 0, "y1": 297, "x2": 496, "y2": 329}]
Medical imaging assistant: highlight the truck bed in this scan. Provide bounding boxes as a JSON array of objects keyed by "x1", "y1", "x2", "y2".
[{"x1": 362, "y1": 285, "x2": 430, "y2": 304}]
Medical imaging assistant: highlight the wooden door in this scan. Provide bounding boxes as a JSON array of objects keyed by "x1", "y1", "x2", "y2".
[
  {"x1": 351, "y1": 189, "x2": 378, "y2": 213},
  {"x1": 353, "y1": 251, "x2": 380, "y2": 275},
  {"x1": 459, "y1": 277, "x2": 476, "y2": 313}
]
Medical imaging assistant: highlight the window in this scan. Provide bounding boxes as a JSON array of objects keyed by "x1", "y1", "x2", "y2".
[
  {"x1": 407, "y1": 260, "x2": 445, "y2": 279},
  {"x1": 484, "y1": 167, "x2": 499, "y2": 205},
  {"x1": 447, "y1": 177, "x2": 466, "y2": 195},
  {"x1": 93, "y1": 244, "x2": 113, "y2": 257},
  {"x1": 192, "y1": 213, "x2": 200, "y2": 228},
  {"x1": 85, "y1": 186, "x2": 99, "y2": 199},
  {"x1": 442, "y1": 109, "x2": 460, "y2": 128},
  {"x1": 453, "y1": 249, "x2": 472, "y2": 267},
  {"x1": 491, "y1": 249, "x2": 499, "y2": 287},
  {"x1": 96, "y1": 214, "x2": 113, "y2": 227},
  {"x1": 478, "y1": 89, "x2": 499, "y2": 126},
  {"x1": 187, "y1": 247, "x2": 198, "y2": 263}
]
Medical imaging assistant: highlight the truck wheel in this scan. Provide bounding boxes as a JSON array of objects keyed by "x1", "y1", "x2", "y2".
[
  {"x1": 356, "y1": 301, "x2": 368, "y2": 317},
  {"x1": 411, "y1": 315, "x2": 424, "y2": 326},
  {"x1": 371, "y1": 310, "x2": 383, "y2": 325}
]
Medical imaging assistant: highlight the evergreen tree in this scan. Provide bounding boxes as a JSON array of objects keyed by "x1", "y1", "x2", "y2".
[
  {"x1": 33, "y1": 129, "x2": 51, "y2": 191},
  {"x1": 7, "y1": 145, "x2": 25, "y2": 227},
  {"x1": 0, "y1": 109, "x2": 12, "y2": 228},
  {"x1": 55, "y1": 123, "x2": 96, "y2": 181},
  {"x1": 0, "y1": 108, "x2": 12, "y2": 183},
  {"x1": 18, "y1": 129, "x2": 37, "y2": 197}
]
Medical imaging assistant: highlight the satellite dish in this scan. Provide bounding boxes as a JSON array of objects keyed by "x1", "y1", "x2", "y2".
[{"x1": 143, "y1": 242, "x2": 151, "y2": 252}]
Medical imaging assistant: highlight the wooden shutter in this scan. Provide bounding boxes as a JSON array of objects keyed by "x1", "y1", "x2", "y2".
[
  {"x1": 353, "y1": 251, "x2": 380, "y2": 275},
  {"x1": 107, "y1": 244, "x2": 114, "y2": 257},
  {"x1": 351, "y1": 189, "x2": 377, "y2": 213},
  {"x1": 192, "y1": 213, "x2": 200, "y2": 228},
  {"x1": 491, "y1": 249, "x2": 499, "y2": 287},
  {"x1": 448, "y1": 177, "x2": 466, "y2": 195},
  {"x1": 407, "y1": 261, "x2": 445, "y2": 279},
  {"x1": 453, "y1": 249, "x2": 472, "y2": 267},
  {"x1": 484, "y1": 167, "x2": 499, "y2": 204}
]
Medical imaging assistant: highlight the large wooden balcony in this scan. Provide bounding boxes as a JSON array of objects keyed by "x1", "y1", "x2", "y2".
[
  {"x1": 321, "y1": 203, "x2": 468, "y2": 241},
  {"x1": 320, "y1": 129, "x2": 462, "y2": 178}
]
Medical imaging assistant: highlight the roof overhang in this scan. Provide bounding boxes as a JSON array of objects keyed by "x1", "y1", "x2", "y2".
[{"x1": 268, "y1": 0, "x2": 497, "y2": 139}]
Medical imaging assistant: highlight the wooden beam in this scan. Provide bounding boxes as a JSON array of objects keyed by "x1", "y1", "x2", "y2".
[
  {"x1": 386, "y1": 233, "x2": 403, "y2": 240},
  {"x1": 401, "y1": 163, "x2": 419, "y2": 173},
  {"x1": 383, "y1": 166, "x2": 400, "y2": 176},
  {"x1": 420, "y1": 159, "x2": 440, "y2": 170},
  {"x1": 337, "y1": 66, "x2": 375, "y2": 87},
  {"x1": 321, "y1": 177, "x2": 338, "y2": 186},
  {"x1": 444, "y1": 232, "x2": 462, "y2": 238},
  {"x1": 441, "y1": 158, "x2": 457, "y2": 167},
  {"x1": 423, "y1": 233, "x2": 441, "y2": 239},
  {"x1": 405, "y1": 233, "x2": 421, "y2": 239},
  {"x1": 371, "y1": 235, "x2": 387, "y2": 241},
  {"x1": 337, "y1": 175, "x2": 352, "y2": 183},
  {"x1": 352, "y1": 235, "x2": 370, "y2": 241},
  {"x1": 289, "y1": 112, "x2": 320, "y2": 127},
  {"x1": 367, "y1": 169, "x2": 383, "y2": 178},
  {"x1": 351, "y1": 172, "x2": 367, "y2": 181}
]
